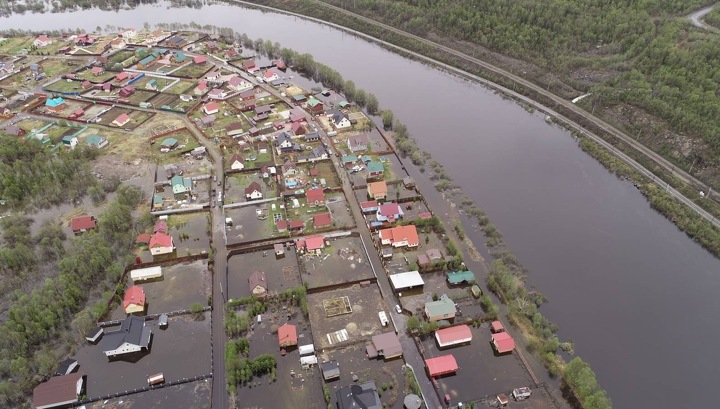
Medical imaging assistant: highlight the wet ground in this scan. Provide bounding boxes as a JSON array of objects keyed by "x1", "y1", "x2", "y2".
[
  {"x1": 397, "y1": 271, "x2": 471, "y2": 316},
  {"x1": 85, "y1": 379, "x2": 211, "y2": 409},
  {"x1": 232, "y1": 301, "x2": 325, "y2": 409},
  {"x1": 227, "y1": 247, "x2": 301, "y2": 300},
  {"x1": 225, "y1": 204, "x2": 278, "y2": 244},
  {"x1": 325, "y1": 195, "x2": 355, "y2": 228},
  {"x1": 299, "y1": 236, "x2": 375, "y2": 289},
  {"x1": 111, "y1": 260, "x2": 210, "y2": 320},
  {"x1": 319, "y1": 343, "x2": 407, "y2": 409},
  {"x1": 419, "y1": 323, "x2": 534, "y2": 403},
  {"x1": 225, "y1": 172, "x2": 274, "y2": 204},
  {"x1": 166, "y1": 213, "x2": 211, "y2": 257},
  {"x1": 75, "y1": 312, "x2": 212, "y2": 398},
  {"x1": 307, "y1": 284, "x2": 386, "y2": 349}
]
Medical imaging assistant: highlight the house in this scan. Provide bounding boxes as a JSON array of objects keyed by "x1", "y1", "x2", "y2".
[
  {"x1": 360, "y1": 200, "x2": 378, "y2": 213},
  {"x1": 336, "y1": 382, "x2": 382, "y2": 409},
  {"x1": 306, "y1": 188, "x2": 326, "y2": 206},
  {"x1": 276, "y1": 132, "x2": 301, "y2": 153},
  {"x1": 241, "y1": 59, "x2": 257, "y2": 72},
  {"x1": 491, "y1": 332, "x2": 515, "y2": 354},
  {"x1": 289, "y1": 220, "x2": 304, "y2": 232},
  {"x1": 203, "y1": 101, "x2": 219, "y2": 115},
  {"x1": 208, "y1": 88, "x2": 227, "y2": 100},
  {"x1": 225, "y1": 122, "x2": 244, "y2": 138},
  {"x1": 255, "y1": 105, "x2": 272, "y2": 116},
  {"x1": 276, "y1": 219, "x2": 288, "y2": 233},
  {"x1": 149, "y1": 232, "x2": 175, "y2": 256},
  {"x1": 342, "y1": 155, "x2": 358, "y2": 167},
  {"x1": 230, "y1": 154, "x2": 245, "y2": 170},
  {"x1": 245, "y1": 181, "x2": 263, "y2": 200},
  {"x1": 4, "y1": 125, "x2": 26, "y2": 137},
  {"x1": 70, "y1": 215, "x2": 96, "y2": 235},
  {"x1": 130, "y1": 266, "x2": 163, "y2": 282},
  {"x1": 306, "y1": 97, "x2": 324, "y2": 114},
  {"x1": 45, "y1": 97, "x2": 65, "y2": 112},
  {"x1": 160, "y1": 137, "x2": 178, "y2": 150},
  {"x1": 200, "y1": 115, "x2": 216, "y2": 126},
  {"x1": 111, "y1": 38, "x2": 126, "y2": 49},
  {"x1": 367, "y1": 332, "x2": 403, "y2": 360},
  {"x1": 292, "y1": 94, "x2": 307, "y2": 105},
  {"x1": 166, "y1": 36, "x2": 186, "y2": 48},
  {"x1": 152, "y1": 194, "x2": 164, "y2": 210},
  {"x1": 388, "y1": 271, "x2": 424, "y2": 292},
  {"x1": 171, "y1": 51, "x2": 187, "y2": 63},
  {"x1": 304, "y1": 235, "x2": 325, "y2": 253},
  {"x1": 299, "y1": 145, "x2": 327, "y2": 163},
  {"x1": 154, "y1": 220, "x2": 168, "y2": 234},
  {"x1": 136, "y1": 232, "x2": 151, "y2": 246},
  {"x1": 290, "y1": 111, "x2": 306, "y2": 122},
  {"x1": 332, "y1": 112, "x2": 352, "y2": 130},
  {"x1": 367, "y1": 161, "x2": 384, "y2": 178},
  {"x1": 81, "y1": 80, "x2": 92, "y2": 89},
  {"x1": 194, "y1": 80, "x2": 208, "y2": 95},
  {"x1": 379, "y1": 225, "x2": 419, "y2": 248},
  {"x1": 205, "y1": 70, "x2": 221, "y2": 82},
  {"x1": 313, "y1": 213, "x2": 333, "y2": 229},
  {"x1": 34, "y1": 35, "x2": 53, "y2": 47},
  {"x1": 137, "y1": 55, "x2": 157, "y2": 69},
  {"x1": 424, "y1": 294, "x2": 457, "y2": 322},
  {"x1": 425, "y1": 355, "x2": 458, "y2": 378},
  {"x1": 291, "y1": 122, "x2": 306, "y2": 135},
  {"x1": 263, "y1": 69, "x2": 279, "y2": 82},
  {"x1": 367, "y1": 181, "x2": 388, "y2": 200},
  {"x1": 239, "y1": 89, "x2": 255, "y2": 101},
  {"x1": 119, "y1": 86, "x2": 135, "y2": 97},
  {"x1": 91, "y1": 66, "x2": 105, "y2": 76},
  {"x1": 248, "y1": 271, "x2": 268, "y2": 298},
  {"x1": 278, "y1": 323, "x2": 297, "y2": 348},
  {"x1": 224, "y1": 48, "x2": 239, "y2": 59},
  {"x1": 303, "y1": 132, "x2": 320, "y2": 142},
  {"x1": 228, "y1": 76, "x2": 252, "y2": 92},
  {"x1": 435, "y1": 325, "x2": 473, "y2": 348},
  {"x1": 347, "y1": 134, "x2": 369, "y2": 152},
  {"x1": 193, "y1": 55, "x2": 207, "y2": 64},
  {"x1": 121, "y1": 28, "x2": 137, "y2": 38},
  {"x1": 115, "y1": 71, "x2": 129, "y2": 82},
  {"x1": 376, "y1": 202, "x2": 404, "y2": 223},
  {"x1": 33, "y1": 372, "x2": 85, "y2": 409},
  {"x1": 61, "y1": 134, "x2": 78, "y2": 149},
  {"x1": 321, "y1": 361, "x2": 340, "y2": 381},
  {"x1": 123, "y1": 285, "x2": 146, "y2": 314},
  {"x1": 101, "y1": 316, "x2": 152, "y2": 358},
  {"x1": 145, "y1": 79, "x2": 158, "y2": 90},
  {"x1": 100, "y1": 82, "x2": 112, "y2": 92},
  {"x1": 447, "y1": 270, "x2": 476, "y2": 285},
  {"x1": 171, "y1": 175, "x2": 192, "y2": 195}
]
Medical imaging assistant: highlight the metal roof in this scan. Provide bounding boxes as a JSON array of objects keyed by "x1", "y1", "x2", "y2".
[{"x1": 389, "y1": 271, "x2": 424, "y2": 290}]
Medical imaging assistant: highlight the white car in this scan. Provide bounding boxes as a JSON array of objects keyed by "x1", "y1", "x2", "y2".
[{"x1": 395, "y1": 304, "x2": 402, "y2": 314}]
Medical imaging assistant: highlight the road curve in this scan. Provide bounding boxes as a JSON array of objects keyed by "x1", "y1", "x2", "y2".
[
  {"x1": 688, "y1": 4, "x2": 720, "y2": 33},
  {"x1": 231, "y1": 0, "x2": 720, "y2": 228}
]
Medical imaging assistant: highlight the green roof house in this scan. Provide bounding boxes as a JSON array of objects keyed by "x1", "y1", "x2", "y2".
[
  {"x1": 367, "y1": 161, "x2": 384, "y2": 178},
  {"x1": 424, "y1": 294, "x2": 456, "y2": 322},
  {"x1": 153, "y1": 194, "x2": 164, "y2": 209},
  {"x1": 160, "y1": 138, "x2": 178, "y2": 148},
  {"x1": 447, "y1": 271, "x2": 476, "y2": 285},
  {"x1": 171, "y1": 175, "x2": 192, "y2": 195},
  {"x1": 85, "y1": 135, "x2": 108, "y2": 148},
  {"x1": 172, "y1": 51, "x2": 187, "y2": 63},
  {"x1": 338, "y1": 100, "x2": 349, "y2": 108}
]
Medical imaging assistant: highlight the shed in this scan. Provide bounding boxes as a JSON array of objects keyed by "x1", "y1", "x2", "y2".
[
  {"x1": 491, "y1": 332, "x2": 515, "y2": 354},
  {"x1": 425, "y1": 355, "x2": 458, "y2": 377},
  {"x1": 435, "y1": 325, "x2": 473, "y2": 348},
  {"x1": 85, "y1": 327, "x2": 103, "y2": 343},
  {"x1": 491, "y1": 320, "x2": 505, "y2": 333},
  {"x1": 274, "y1": 243, "x2": 285, "y2": 256},
  {"x1": 130, "y1": 266, "x2": 163, "y2": 282},
  {"x1": 300, "y1": 355, "x2": 318, "y2": 368},
  {"x1": 321, "y1": 360, "x2": 340, "y2": 381},
  {"x1": 298, "y1": 344, "x2": 315, "y2": 356},
  {"x1": 369, "y1": 332, "x2": 403, "y2": 360},
  {"x1": 388, "y1": 271, "x2": 424, "y2": 291},
  {"x1": 55, "y1": 358, "x2": 78, "y2": 376},
  {"x1": 159, "y1": 313, "x2": 168, "y2": 328}
]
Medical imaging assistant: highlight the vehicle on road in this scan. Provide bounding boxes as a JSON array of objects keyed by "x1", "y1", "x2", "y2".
[
  {"x1": 512, "y1": 387, "x2": 531, "y2": 401},
  {"x1": 395, "y1": 304, "x2": 402, "y2": 314}
]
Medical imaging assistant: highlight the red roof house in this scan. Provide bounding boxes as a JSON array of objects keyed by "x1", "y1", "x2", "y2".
[
  {"x1": 305, "y1": 188, "x2": 326, "y2": 206},
  {"x1": 112, "y1": 113, "x2": 131, "y2": 127},
  {"x1": 291, "y1": 122, "x2": 305, "y2": 135},
  {"x1": 491, "y1": 332, "x2": 515, "y2": 354},
  {"x1": 276, "y1": 219, "x2": 288, "y2": 232},
  {"x1": 136, "y1": 233, "x2": 151, "y2": 245},
  {"x1": 435, "y1": 325, "x2": 473, "y2": 348},
  {"x1": 278, "y1": 323, "x2": 297, "y2": 347},
  {"x1": 313, "y1": 213, "x2": 333, "y2": 229},
  {"x1": 123, "y1": 286, "x2": 146, "y2": 314},
  {"x1": 289, "y1": 220, "x2": 305, "y2": 231},
  {"x1": 115, "y1": 71, "x2": 129, "y2": 82},
  {"x1": 70, "y1": 215, "x2": 96, "y2": 234},
  {"x1": 119, "y1": 85, "x2": 135, "y2": 97},
  {"x1": 425, "y1": 355, "x2": 458, "y2": 377},
  {"x1": 193, "y1": 55, "x2": 207, "y2": 64},
  {"x1": 149, "y1": 232, "x2": 174, "y2": 256},
  {"x1": 379, "y1": 225, "x2": 419, "y2": 248},
  {"x1": 305, "y1": 235, "x2": 325, "y2": 252},
  {"x1": 203, "y1": 101, "x2": 219, "y2": 115}
]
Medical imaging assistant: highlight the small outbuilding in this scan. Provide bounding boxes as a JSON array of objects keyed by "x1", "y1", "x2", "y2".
[
  {"x1": 367, "y1": 332, "x2": 403, "y2": 360},
  {"x1": 425, "y1": 354, "x2": 458, "y2": 378},
  {"x1": 33, "y1": 372, "x2": 85, "y2": 409},
  {"x1": 321, "y1": 360, "x2": 340, "y2": 381},
  {"x1": 85, "y1": 327, "x2": 103, "y2": 343},
  {"x1": 435, "y1": 325, "x2": 473, "y2": 348},
  {"x1": 54, "y1": 359, "x2": 78, "y2": 376},
  {"x1": 388, "y1": 271, "x2": 424, "y2": 292},
  {"x1": 491, "y1": 332, "x2": 515, "y2": 354},
  {"x1": 130, "y1": 266, "x2": 163, "y2": 282}
]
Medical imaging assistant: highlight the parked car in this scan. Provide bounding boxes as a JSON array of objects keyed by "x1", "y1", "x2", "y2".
[{"x1": 395, "y1": 304, "x2": 402, "y2": 314}]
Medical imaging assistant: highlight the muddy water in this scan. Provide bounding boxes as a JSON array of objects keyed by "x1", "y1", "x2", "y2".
[{"x1": 5, "y1": 3, "x2": 720, "y2": 407}]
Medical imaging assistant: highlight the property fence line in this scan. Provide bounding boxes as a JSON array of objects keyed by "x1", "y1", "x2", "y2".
[
  {"x1": 72, "y1": 374, "x2": 212, "y2": 407},
  {"x1": 97, "y1": 306, "x2": 212, "y2": 327}
]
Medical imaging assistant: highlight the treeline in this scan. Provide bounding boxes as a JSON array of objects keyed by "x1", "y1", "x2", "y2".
[
  {"x1": 0, "y1": 137, "x2": 100, "y2": 208},
  {"x1": 0, "y1": 185, "x2": 144, "y2": 407}
]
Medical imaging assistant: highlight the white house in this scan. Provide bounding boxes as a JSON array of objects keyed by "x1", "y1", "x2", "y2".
[
  {"x1": 121, "y1": 28, "x2": 138, "y2": 39},
  {"x1": 101, "y1": 316, "x2": 152, "y2": 358},
  {"x1": 264, "y1": 69, "x2": 279, "y2": 82},
  {"x1": 34, "y1": 35, "x2": 53, "y2": 47},
  {"x1": 203, "y1": 101, "x2": 219, "y2": 115},
  {"x1": 149, "y1": 232, "x2": 175, "y2": 256},
  {"x1": 230, "y1": 154, "x2": 245, "y2": 170},
  {"x1": 208, "y1": 88, "x2": 227, "y2": 100},
  {"x1": 332, "y1": 111, "x2": 351, "y2": 130},
  {"x1": 245, "y1": 181, "x2": 263, "y2": 200},
  {"x1": 228, "y1": 76, "x2": 252, "y2": 92}
]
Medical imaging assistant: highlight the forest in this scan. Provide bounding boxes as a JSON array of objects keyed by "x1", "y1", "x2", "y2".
[{"x1": 0, "y1": 184, "x2": 146, "y2": 406}]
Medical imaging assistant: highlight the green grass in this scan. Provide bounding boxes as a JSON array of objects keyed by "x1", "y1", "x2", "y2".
[
  {"x1": 171, "y1": 63, "x2": 210, "y2": 79},
  {"x1": 44, "y1": 79, "x2": 84, "y2": 93},
  {"x1": 39, "y1": 59, "x2": 70, "y2": 78},
  {"x1": 0, "y1": 37, "x2": 34, "y2": 54},
  {"x1": 164, "y1": 79, "x2": 196, "y2": 94},
  {"x1": 76, "y1": 69, "x2": 116, "y2": 83}
]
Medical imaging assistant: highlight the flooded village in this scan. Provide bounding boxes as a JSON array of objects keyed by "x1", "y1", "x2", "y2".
[{"x1": 1, "y1": 28, "x2": 562, "y2": 409}]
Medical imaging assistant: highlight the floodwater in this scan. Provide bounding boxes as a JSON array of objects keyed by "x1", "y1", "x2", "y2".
[{"x1": 5, "y1": 3, "x2": 720, "y2": 407}]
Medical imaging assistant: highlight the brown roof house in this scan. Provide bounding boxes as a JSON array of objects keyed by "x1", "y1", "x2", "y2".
[
  {"x1": 248, "y1": 271, "x2": 268, "y2": 298},
  {"x1": 33, "y1": 372, "x2": 86, "y2": 409},
  {"x1": 245, "y1": 181, "x2": 263, "y2": 200}
]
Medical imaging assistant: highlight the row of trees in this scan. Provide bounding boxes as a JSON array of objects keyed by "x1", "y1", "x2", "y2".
[{"x1": 0, "y1": 185, "x2": 144, "y2": 407}]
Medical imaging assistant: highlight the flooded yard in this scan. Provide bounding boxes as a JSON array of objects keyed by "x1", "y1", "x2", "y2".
[
  {"x1": 299, "y1": 236, "x2": 375, "y2": 289},
  {"x1": 307, "y1": 284, "x2": 386, "y2": 350},
  {"x1": 166, "y1": 212, "x2": 211, "y2": 256},
  {"x1": 397, "y1": 271, "x2": 475, "y2": 317},
  {"x1": 227, "y1": 247, "x2": 301, "y2": 300},
  {"x1": 75, "y1": 312, "x2": 211, "y2": 398},
  {"x1": 85, "y1": 379, "x2": 211, "y2": 409},
  {"x1": 225, "y1": 204, "x2": 279, "y2": 244}
]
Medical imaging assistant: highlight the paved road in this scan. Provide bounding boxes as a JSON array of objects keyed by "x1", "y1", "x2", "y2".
[
  {"x1": 229, "y1": 0, "x2": 720, "y2": 228},
  {"x1": 688, "y1": 4, "x2": 720, "y2": 33}
]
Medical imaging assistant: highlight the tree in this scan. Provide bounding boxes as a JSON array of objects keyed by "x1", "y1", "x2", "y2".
[
  {"x1": 190, "y1": 302, "x2": 205, "y2": 319},
  {"x1": 406, "y1": 316, "x2": 421, "y2": 332},
  {"x1": 354, "y1": 89, "x2": 367, "y2": 107},
  {"x1": 382, "y1": 110, "x2": 394, "y2": 130},
  {"x1": 344, "y1": 80, "x2": 356, "y2": 102},
  {"x1": 366, "y1": 93, "x2": 379, "y2": 115}
]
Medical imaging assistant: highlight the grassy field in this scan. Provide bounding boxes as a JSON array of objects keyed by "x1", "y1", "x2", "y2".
[
  {"x1": 164, "y1": 79, "x2": 196, "y2": 94},
  {"x1": 127, "y1": 89, "x2": 156, "y2": 105},
  {"x1": 76, "y1": 69, "x2": 116, "y2": 83},
  {"x1": 39, "y1": 58, "x2": 70, "y2": 78},
  {"x1": 0, "y1": 37, "x2": 34, "y2": 54},
  {"x1": 44, "y1": 79, "x2": 84, "y2": 93},
  {"x1": 171, "y1": 63, "x2": 210, "y2": 78},
  {"x1": 15, "y1": 118, "x2": 50, "y2": 132}
]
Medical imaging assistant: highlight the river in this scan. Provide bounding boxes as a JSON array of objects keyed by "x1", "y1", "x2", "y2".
[{"x1": 5, "y1": 3, "x2": 720, "y2": 408}]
